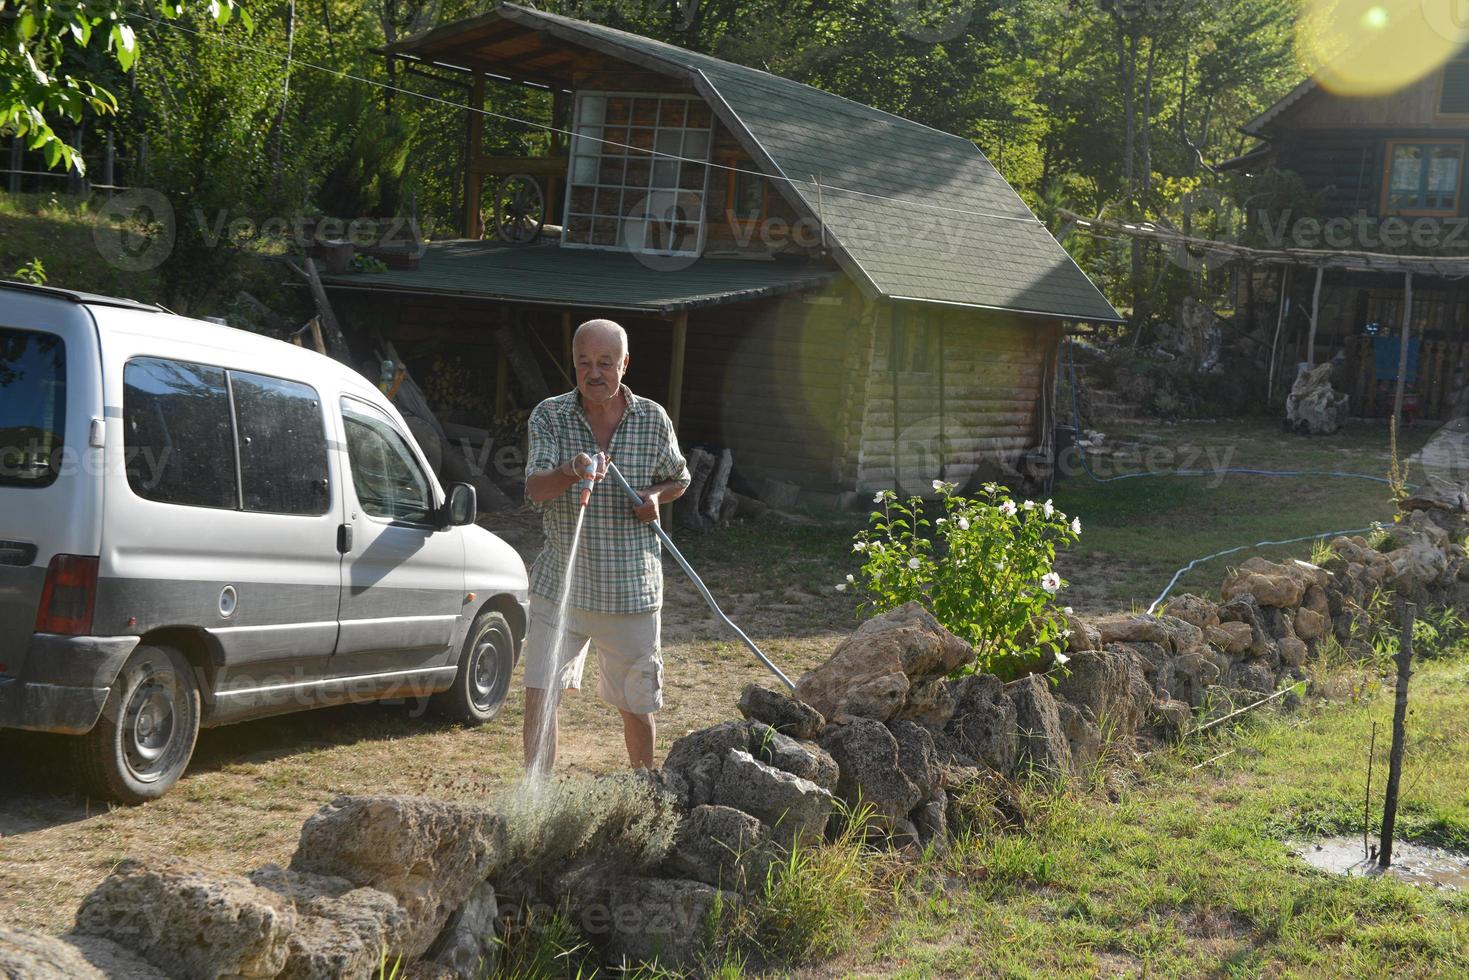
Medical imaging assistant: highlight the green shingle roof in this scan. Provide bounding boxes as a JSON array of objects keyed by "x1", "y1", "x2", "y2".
[
  {"x1": 478, "y1": 4, "x2": 1121, "y2": 323},
  {"x1": 318, "y1": 240, "x2": 838, "y2": 313}
]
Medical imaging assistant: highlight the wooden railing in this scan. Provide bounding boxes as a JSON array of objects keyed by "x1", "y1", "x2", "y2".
[{"x1": 1345, "y1": 335, "x2": 1466, "y2": 420}]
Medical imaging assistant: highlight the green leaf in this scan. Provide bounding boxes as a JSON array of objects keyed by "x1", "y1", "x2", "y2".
[
  {"x1": 111, "y1": 24, "x2": 137, "y2": 72},
  {"x1": 43, "y1": 138, "x2": 61, "y2": 168}
]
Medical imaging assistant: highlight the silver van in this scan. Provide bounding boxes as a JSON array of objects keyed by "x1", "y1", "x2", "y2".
[{"x1": 0, "y1": 282, "x2": 529, "y2": 802}]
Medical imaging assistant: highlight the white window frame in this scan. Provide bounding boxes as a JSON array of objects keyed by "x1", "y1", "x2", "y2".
[{"x1": 560, "y1": 90, "x2": 715, "y2": 257}]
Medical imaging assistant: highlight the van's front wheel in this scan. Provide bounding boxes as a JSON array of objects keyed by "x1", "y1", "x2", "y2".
[
  {"x1": 434, "y1": 609, "x2": 515, "y2": 725},
  {"x1": 72, "y1": 643, "x2": 201, "y2": 804}
]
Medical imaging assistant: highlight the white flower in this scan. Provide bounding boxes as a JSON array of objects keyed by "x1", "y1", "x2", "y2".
[
  {"x1": 908, "y1": 556, "x2": 921, "y2": 569},
  {"x1": 853, "y1": 541, "x2": 867, "y2": 552},
  {"x1": 1022, "y1": 500, "x2": 1036, "y2": 511},
  {"x1": 1071, "y1": 517, "x2": 1082, "y2": 535},
  {"x1": 936, "y1": 517, "x2": 947, "y2": 524},
  {"x1": 999, "y1": 500, "x2": 1017, "y2": 517},
  {"x1": 1063, "y1": 606, "x2": 1074, "y2": 615},
  {"x1": 1041, "y1": 571, "x2": 1062, "y2": 594},
  {"x1": 1055, "y1": 652, "x2": 1071, "y2": 667},
  {"x1": 1043, "y1": 499, "x2": 1055, "y2": 518},
  {"x1": 932, "y1": 479, "x2": 945, "y2": 491},
  {"x1": 846, "y1": 573, "x2": 855, "y2": 583},
  {"x1": 1062, "y1": 629, "x2": 1073, "y2": 639},
  {"x1": 873, "y1": 491, "x2": 885, "y2": 503},
  {"x1": 835, "y1": 583, "x2": 847, "y2": 592},
  {"x1": 957, "y1": 517, "x2": 970, "y2": 530}
]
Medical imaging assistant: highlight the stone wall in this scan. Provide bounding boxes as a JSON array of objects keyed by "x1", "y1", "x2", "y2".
[{"x1": 6, "y1": 478, "x2": 1467, "y2": 979}]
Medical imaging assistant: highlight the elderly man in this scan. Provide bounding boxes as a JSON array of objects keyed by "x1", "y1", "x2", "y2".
[{"x1": 521, "y1": 318, "x2": 690, "y2": 773}]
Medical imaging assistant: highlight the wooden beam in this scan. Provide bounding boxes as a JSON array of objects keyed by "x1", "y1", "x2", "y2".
[
  {"x1": 1267, "y1": 266, "x2": 1291, "y2": 403},
  {"x1": 1306, "y1": 265, "x2": 1324, "y2": 367},
  {"x1": 465, "y1": 74, "x2": 485, "y2": 239},
  {"x1": 1394, "y1": 271, "x2": 1414, "y2": 428},
  {"x1": 470, "y1": 154, "x2": 567, "y2": 177}
]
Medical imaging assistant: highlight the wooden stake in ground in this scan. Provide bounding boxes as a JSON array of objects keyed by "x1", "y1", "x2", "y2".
[
  {"x1": 1378, "y1": 602, "x2": 1415, "y2": 868},
  {"x1": 1393, "y1": 271, "x2": 1414, "y2": 430}
]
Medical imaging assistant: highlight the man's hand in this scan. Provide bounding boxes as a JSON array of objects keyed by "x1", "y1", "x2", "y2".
[
  {"x1": 562, "y1": 452, "x2": 608, "y2": 483},
  {"x1": 633, "y1": 489, "x2": 661, "y2": 523}
]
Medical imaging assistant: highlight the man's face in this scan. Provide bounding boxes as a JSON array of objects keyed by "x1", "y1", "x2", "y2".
[{"x1": 574, "y1": 327, "x2": 630, "y2": 407}]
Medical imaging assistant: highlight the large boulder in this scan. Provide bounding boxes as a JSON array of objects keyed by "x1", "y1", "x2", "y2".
[
  {"x1": 1220, "y1": 561, "x2": 1306, "y2": 608},
  {"x1": 749, "y1": 722, "x2": 840, "y2": 791},
  {"x1": 941, "y1": 673, "x2": 1019, "y2": 774},
  {"x1": 1091, "y1": 614, "x2": 1168, "y2": 647},
  {"x1": 556, "y1": 867, "x2": 736, "y2": 971},
  {"x1": 1400, "y1": 475, "x2": 1469, "y2": 516},
  {"x1": 820, "y1": 718, "x2": 924, "y2": 831},
  {"x1": 661, "y1": 804, "x2": 778, "y2": 894},
  {"x1": 0, "y1": 927, "x2": 168, "y2": 980},
  {"x1": 1009, "y1": 674, "x2": 1072, "y2": 777},
  {"x1": 289, "y1": 796, "x2": 505, "y2": 960},
  {"x1": 75, "y1": 858, "x2": 296, "y2": 980},
  {"x1": 423, "y1": 881, "x2": 498, "y2": 980},
  {"x1": 1285, "y1": 362, "x2": 1349, "y2": 434},
  {"x1": 248, "y1": 865, "x2": 409, "y2": 980},
  {"x1": 1163, "y1": 594, "x2": 1220, "y2": 630},
  {"x1": 711, "y1": 749, "x2": 834, "y2": 849},
  {"x1": 663, "y1": 721, "x2": 752, "y2": 808},
  {"x1": 737, "y1": 684, "x2": 824, "y2": 740},
  {"x1": 795, "y1": 603, "x2": 972, "y2": 723}
]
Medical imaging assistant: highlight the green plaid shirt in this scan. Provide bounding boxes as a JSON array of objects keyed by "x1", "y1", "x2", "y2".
[{"x1": 525, "y1": 385, "x2": 690, "y2": 613}]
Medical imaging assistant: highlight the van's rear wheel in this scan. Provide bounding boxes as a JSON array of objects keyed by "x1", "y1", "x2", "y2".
[
  {"x1": 72, "y1": 644, "x2": 200, "y2": 804},
  {"x1": 434, "y1": 610, "x2": 515, "y2": 725}
]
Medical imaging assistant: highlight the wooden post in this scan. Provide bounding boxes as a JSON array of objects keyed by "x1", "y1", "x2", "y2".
[
  {"x1": 1393, "y1": 271, "x2": 1414, "y2": 429},
  {"x1": 1268, "y1": 266, "x2": 1291, "y2": 402},
  {"x1": 663, "y1": 311, "x2": 688, "y2": 528},
  {"x1": 1306, "y1": 265, "x2": 1323, "y2": 367},
  {"x1": 1378, "y1": 601, "x2": 1415, "y2": 868},
  {"x1": 465, "y1": 74, "x2": 485, "y2": 239}
]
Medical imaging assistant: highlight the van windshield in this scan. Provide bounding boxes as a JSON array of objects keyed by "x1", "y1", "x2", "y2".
[{"x1": 0, "y1": 327, "x2": 66, "y2": 487}]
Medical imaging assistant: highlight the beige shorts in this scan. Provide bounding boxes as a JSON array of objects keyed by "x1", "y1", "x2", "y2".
[{"x1": 522, "y1": 595, "x2": 663, "y2": 714}]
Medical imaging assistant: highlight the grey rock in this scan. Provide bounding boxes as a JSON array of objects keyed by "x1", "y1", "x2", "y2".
[
  {"x1": 1400, "y1": 475, "x2": 1469, "y2": 515},
  {"x1": 820, "y1": 717, "x2": 924, "y2": 829},
  {"x1": 942, "y1": 673, "x2": 1019, "y2": 774},
  {"x1": 1228, "y1": 659, "x2": 1277, "y2": 695},
  {"x1": 737, "y1": 684, "x2": 824, "y2": 739},
  {"x1": 1091, "y1": 614, "x2": 1168, "y2": 646},
  {"x1": 75, "y1": 858, "x2": 295, "y2": 980},
  {"x1": 889, "y1": 719, "x2": 940, "y2": 798},
  {"x1": 1154, "y1": 615, "x2": 1206, "y2": 656},
  {"x1": 560, "y1": 870, "x2": 737, "y2": 971},
  {"x1": 1149, "y1": 699, "x2": 1192, "y2": 740},
  {"x1": 424, "y1": 881, "x2": 497, "y2": 980},
  {"x1": 895, "y1": 676, "x2": 959, "y2": 729},
  {"x1": 0, "y1": 927, "x2": 169, "y2": 980},
  {"x1": 1170, "y1": 652, "x2": 1222, "y2": 708},
  {"x1": 1053, "y1": 647, "x2": 1152, "y2": 738},
  {"x1": 661, "y1": 804, "x2": 778, "y2": 893},
  {"x1": 1163, "y1": 594, "x2": 1220, "y2": 629},
  {"x1": 1216, "y1": 595, "x2": 1273, "y2": 659},
  {"x1": 749, "y1": 722, "x2": 840, "y2": 791},
  {"x1": 290, "y1": 796, "x2": 505, "y2": 961},
  {"x1": 663, "y1": 722, "x2": 751, "y2": 807},
  {"x1": 1278, "y1": 636, "x2": 1309, "y2": 668},
  {"x1": 913, "y1": 791, "x2": 950, "y2": 856},
  {"x1": 1286, "y1": 362, "x2": 1348, "y2": 434},
  {"x1": 249, "y1": 864, "x2": 410, "y2": 980},
  {"x1": 1057, "y1": 701, "x2": 1102, "y2": 775},
  {"x1": 1009, "y1": 674, "x2": 1072, "y2": 777},
  {"x1": 712, "y1": 749, "x2": 834, "y2": 849}
]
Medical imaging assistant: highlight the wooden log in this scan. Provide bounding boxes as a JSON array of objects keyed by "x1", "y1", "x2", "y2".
[
  {"x1": 236, "y1": 291, "x2": 288, "y2": 334},
  {"x1": 1393, "y1": 271, "x2": 1413, "y2": 428},
  {"x1": 497, "y1": 321, "x2": 552, "y2": 405},
  {"x1": 678, "y1": 448, "x2": 716, "y2": 531},
  {"x1": 703, "y1": 448, "x2": 733, "y2": 525},
  {"x1": 729, "y1": 489, "x2": 769, "y2": 520},
  {"x1": 284, "y1": 257, "x2": 354, "y2": 365}
]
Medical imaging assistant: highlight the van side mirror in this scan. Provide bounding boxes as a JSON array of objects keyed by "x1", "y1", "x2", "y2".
[{"x1": 443, "y1": 482, "x2": 477, "y2": 528}]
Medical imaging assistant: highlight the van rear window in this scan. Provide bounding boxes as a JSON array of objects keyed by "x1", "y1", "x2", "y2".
[
  {"x1": 0, "y1": 327, "x2": 66, "y2": 488},
  {"x1": 124, "y1": 357, "x2": 238, "y2": 509}
]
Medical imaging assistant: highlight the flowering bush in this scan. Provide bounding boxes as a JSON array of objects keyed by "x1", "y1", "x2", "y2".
[{"x1": 841, "y1": 481, "x2": 1080, "y2": 678}]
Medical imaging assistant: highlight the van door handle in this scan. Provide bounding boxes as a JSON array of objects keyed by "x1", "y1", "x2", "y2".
[{"x1": 337, "y1": 523, "x2": 353, "y2": 554}]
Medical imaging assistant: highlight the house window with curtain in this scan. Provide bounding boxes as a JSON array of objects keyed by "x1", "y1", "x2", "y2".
[
  {"x1": 561, "y1": 93, "x2": 714, "y2": 255},
  {"x1": 1382, "y1": 140, "x2": 1464, "y2": 215}
]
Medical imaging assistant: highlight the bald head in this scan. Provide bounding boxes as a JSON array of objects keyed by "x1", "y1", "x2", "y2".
[{"x1": 573, "y1": 318, "x2": 628, "y2": 358}]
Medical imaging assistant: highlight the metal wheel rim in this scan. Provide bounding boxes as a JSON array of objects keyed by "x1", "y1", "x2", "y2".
[
  {"x1": 122, "y1": 669, "x2": 182, "y2": 783},
  {"x1": 469, "y1": 623, "x2": 511, "y2": 711}
]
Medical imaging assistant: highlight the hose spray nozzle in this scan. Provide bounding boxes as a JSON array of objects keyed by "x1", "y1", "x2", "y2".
[{"x1": 577, "y1": 452, "x2": 605, "y2": 507}]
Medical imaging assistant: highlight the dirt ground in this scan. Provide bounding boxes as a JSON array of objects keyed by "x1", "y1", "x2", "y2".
[{"x1": 0, "y1": 509, "x2": 859, "y2": 935}]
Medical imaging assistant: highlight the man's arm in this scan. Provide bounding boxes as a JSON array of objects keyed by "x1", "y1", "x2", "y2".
[{"x1": 633, "y1": 407, "x2": 692, "y2": 523}]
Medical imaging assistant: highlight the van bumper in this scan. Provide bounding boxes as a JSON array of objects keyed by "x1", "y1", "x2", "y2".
[{"x1": 0, "y1": 634, "x2": 140, "y2": 734}]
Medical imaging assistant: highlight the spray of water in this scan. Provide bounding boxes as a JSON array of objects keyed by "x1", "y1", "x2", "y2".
[{"x1": 522, "y1": 462, "x2": 597, "y2": 788}]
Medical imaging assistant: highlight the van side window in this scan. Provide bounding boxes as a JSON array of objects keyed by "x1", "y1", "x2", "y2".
[
  {"x1": 0, "y1": 327, "x2": 66, "y2": 488},
  {"x1": 232, "y1": 372, "x2": 330, "y2": 516},
  {"x1": 340, "y1": 399, "x2": 432, "y2": 524},
  {"x1": 124, "y1": 358, "x2": 237, "y2": 509}
]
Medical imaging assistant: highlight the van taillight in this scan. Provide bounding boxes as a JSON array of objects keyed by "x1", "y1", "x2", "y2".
[{"x1": 34, "y1": 555, "x2": 99, "y2": 636}]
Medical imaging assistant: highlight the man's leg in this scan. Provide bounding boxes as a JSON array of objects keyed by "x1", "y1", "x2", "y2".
[
  {"x1": 524, "y1": 687, "x2": 561, "y2": 775},
  {"x1": 618, "y1": 708, "x2": 656, "y2": 769}
]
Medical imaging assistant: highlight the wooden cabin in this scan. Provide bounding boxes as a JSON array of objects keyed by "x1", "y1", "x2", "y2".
[
  {"x1": 320, "y1": 4, "x2": 1119, "y2": 501},
  {"x1": 1233, "y1": 46, "x2": 1469, "y2": 420}
]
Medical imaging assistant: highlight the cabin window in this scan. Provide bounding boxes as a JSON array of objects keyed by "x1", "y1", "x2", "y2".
[
  {"x1": 1382, "y1": 140, "x2": 1464, "y2": 215},
  {"x1": 1440, "y1": 59, "x2": 1469, "y2": 115},
  {"x1": 562, "y1": 92, "x2": 714, "y2": 256},
  {"x1": 725, "y1": 159, "x2": 768, "y2": 227}
]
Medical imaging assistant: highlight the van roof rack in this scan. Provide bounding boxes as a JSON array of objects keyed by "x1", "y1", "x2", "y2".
[{"x1": 0, "y1": 279, "x2": 164, "y2": 313}]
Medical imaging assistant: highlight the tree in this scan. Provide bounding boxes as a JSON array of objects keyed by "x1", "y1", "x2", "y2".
[{"x1": 0, "y1": 0, "x2": 248, "y2": 174}]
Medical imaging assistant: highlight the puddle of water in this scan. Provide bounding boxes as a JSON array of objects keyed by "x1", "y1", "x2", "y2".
[{"x1": 1291, "y1": 836, "x2": 1469, "y2": 891}]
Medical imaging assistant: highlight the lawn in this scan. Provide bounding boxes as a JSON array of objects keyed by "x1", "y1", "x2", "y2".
[{"x1": 828, "y1": 652, "x2": 1469, "y2": 978}]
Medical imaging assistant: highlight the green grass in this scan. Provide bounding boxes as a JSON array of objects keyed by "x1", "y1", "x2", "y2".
[
  {"x1": 855, "y1": 655, "x2": 1469, "y2": 978},
  {"x1": 1054, "y1": 419, "x2": 1437, "y2": 607}
]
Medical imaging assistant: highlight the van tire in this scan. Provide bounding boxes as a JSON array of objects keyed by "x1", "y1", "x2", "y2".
[
  {"x1": 72, "y1": 643, "x2": 201, "y2": 804},
  {"x1": 434, "y1": 609, "x2": 514, "y2": 725}
]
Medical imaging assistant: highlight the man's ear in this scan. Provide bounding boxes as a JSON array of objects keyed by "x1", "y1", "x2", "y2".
[{"x1": 621, "y1": 353, "x2": 631, "y2": 372}]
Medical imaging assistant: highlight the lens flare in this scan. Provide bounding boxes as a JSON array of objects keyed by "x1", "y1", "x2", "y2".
[{"x1": 1298, "y1": 0, "x2": 1463, "y2": 97}]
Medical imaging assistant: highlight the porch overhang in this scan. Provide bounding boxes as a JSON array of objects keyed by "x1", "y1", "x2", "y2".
[{"x1": 316, "y1": 239, "x2": 841, "y2": 314}]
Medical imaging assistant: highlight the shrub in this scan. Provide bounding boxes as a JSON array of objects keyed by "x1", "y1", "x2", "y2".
[{"x1": 843, "y1": 482, "x2": 1080, "y2": 677}]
